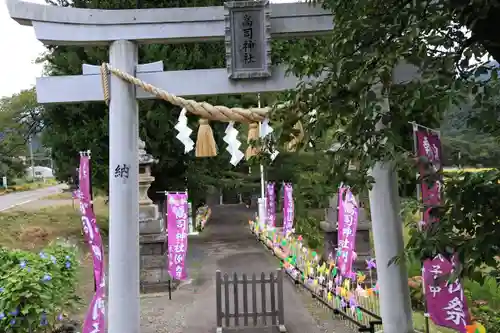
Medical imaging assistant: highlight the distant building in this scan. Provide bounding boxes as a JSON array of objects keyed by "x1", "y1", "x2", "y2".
[{"x1": 25, "y1": 166, "x2": 54, "y2": 180}]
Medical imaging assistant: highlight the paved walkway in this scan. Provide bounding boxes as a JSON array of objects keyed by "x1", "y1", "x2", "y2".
[
  {"x1": 0, "y1": 184, "x2": 67, "y2": 212},
  {"x1": 140, "y1": 204, "x2": 350, "y2": 333}
]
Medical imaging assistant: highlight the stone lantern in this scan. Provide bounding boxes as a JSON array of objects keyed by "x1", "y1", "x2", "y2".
[
  {"x1": 319, "y1": 156, "x2": 374, "y2": 279},
  {"x1": 137, "y1": 139, "x2": 170, "y2": 293}
]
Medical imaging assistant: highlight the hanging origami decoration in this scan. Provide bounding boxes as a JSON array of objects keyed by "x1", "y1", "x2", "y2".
[
  {"x1": 174, "y1": 108, "x2": 194, "y2": 153},
  {"x1": 260, "y1": 119, "x2": 279, "y2": 161},
  {"x1": 223, "y1": 122, "x2": 244, "y2": 166}
]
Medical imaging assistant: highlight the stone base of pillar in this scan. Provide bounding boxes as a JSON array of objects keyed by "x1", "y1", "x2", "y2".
[{"x1": 139, "y1": 233, "x2": 175, "y2": 293}]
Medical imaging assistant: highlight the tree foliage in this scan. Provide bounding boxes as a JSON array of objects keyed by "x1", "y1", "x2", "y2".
[
  {"x1": 0, "y1": 89, "x2": 42, "y2": 179},
  {"x1": 270, "y1": 0, "x2": 500, "y2": 279}
]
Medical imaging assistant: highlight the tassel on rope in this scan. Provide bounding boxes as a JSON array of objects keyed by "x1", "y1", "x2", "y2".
[
  {"x1": 195, "y1": 119, "x2": 218, "y2": 157},
  {"x1": 246, "y1": 122, "x2": 260, "y2": 160}
]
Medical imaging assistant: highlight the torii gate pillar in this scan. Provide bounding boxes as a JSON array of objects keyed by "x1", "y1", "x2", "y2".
[{"x1": 107, "y1": 40, "x2": 141, "y2": 333}]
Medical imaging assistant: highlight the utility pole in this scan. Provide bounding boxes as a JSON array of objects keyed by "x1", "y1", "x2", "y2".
[{"x1": 29, "y1": 136, "x2": 35, "y2": 181}]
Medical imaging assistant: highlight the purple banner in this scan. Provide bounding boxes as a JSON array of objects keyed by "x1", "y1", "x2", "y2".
[
  {"x1": 79, "y1": 200, "x2": 105, "y2": 290},
  {"x1": 78, "y1": 157, "x2": 91, "y2": 202},
  {"x1": 166, "y1": 192, "x2": 189, "y2": 280},
  {"x1": 266, "y1": 182, "x2": 276, "y2": 228},
  {"x1": 78, "y1": 154, "x2": 106, "y2": 333},
  {"x1": 413, "y1": 124, "x2": 470, "y2": 330},
  {"x1": 336, "y1": 187, "x2": 358, "y2": 276},
  {"x1": 415, "y1": 128, "x2": 443, "y2": 226},
  {"x1": 82, "y1": 281, "x2": 106, "y2": 333},
  {"x1": 282, "y1": 183, "x2": 294, "y2": 234},
  {"x1": 422, "y1": 255, "x2": 471, "y2": 332}
]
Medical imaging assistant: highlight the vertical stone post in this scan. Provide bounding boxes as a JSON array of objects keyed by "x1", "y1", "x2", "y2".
[
  {"x1": 137, "y1": 139, "x2": 171, "y2": 293},
  {"x1": 320, "y1": 189, "x2": 374, "y2": 279},
  {"x1": 368, "y1": 85, "x2": 413, "y2": 333},
  {"x1": 108, "y1": 40, "x2": 140, "y2": 333}
]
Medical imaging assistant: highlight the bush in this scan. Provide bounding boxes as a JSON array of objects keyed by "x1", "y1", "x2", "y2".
[
  {"x1": 295, "y1": 216, "x2": 322, "y2": 250},
  {"x1": 0, "y1": 241, "x2": 80, "y2": 333},
  {"x1": 408, "y1": 275, "x2": 425, "y2": 311},
  {"x1": 471, "y1": 305, "x2": 500, "y2": 333}
]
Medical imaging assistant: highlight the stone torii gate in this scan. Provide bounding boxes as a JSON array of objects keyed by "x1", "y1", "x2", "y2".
[{"x1": 7, "y1": 1, "x2": 416, "y2": 332}]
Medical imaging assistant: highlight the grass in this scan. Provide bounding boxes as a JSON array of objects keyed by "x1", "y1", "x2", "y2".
[
  {"x1": 0, "y1": 197, "x2": 109, "y2": 314},
  {"x1": 43, "y1": 191, "x2": 74, "y2": 200}
]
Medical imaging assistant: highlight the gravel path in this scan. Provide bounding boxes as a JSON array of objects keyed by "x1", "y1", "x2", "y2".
[{"x1": 139, "y1": 204, "x2": 353, "y2": 333}]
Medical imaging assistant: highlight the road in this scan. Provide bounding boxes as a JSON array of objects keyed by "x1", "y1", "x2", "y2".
[{"x1": 0, "y1": 184, "x2": 68, "y2": 212}]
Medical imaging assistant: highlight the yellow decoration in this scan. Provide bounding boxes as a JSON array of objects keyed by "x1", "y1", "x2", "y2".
[
  {"x1": 466, "y1": 322, "x2": 486, "y2": 333},
  {"x1": 195, "y1": 119, "x2": 218, "y2": 157},
  {"x1": 344, "y1": 279, "x2": 350, "y2": 290},
  {"x1": 246, "y1": 123, "x2": 260, "y2": 159},
  {"x1": 313, "y1": 279, "x2": 318, "y2": 286},
  {"x1": 327, "y1": 292, "x2": 333, "y2": 301}
]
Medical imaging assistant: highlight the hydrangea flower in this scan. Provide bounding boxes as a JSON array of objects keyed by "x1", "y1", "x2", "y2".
[
  {"x1": 50, "y1": 255, "x2": 57, "y2": 264},
  {"x1": 65, "y1": 261, "x2": 71, "y2": 268},
  {"x1": 0, "y1": 287, "x2": 4, "y2": 293},
  {"x1": 57, "y1": 314, "x2": 63, "y2": 321},
  {"x1": 0, "y1": 312, "x2": 5, "y2": 319},
  {"x1": 19, "y1": 261, "x2": 26, "y2": 269},
  {"x1": 10, "y1": 319, "x2": 15, "y2": 325},
  {"x1": 10, "y1": 308, "x2": 19, "y2": 316},
  {"x1": 40, "y1": 313, "x2": 48, "y2": 326},
  {"x1": 41, "y1": 274, "x2": 52, "y2": 282},
  {"x1": 39, "y1": 252, "x2": 48, "y2": 259}
]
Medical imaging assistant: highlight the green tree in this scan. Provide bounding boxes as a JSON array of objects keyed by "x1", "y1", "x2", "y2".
[
  {"x1": 0, "y1": 89, "x2": 42, "y2": 180},
  {"x1": 271, "y1": 0, "x2": 500, "y2": 280}
]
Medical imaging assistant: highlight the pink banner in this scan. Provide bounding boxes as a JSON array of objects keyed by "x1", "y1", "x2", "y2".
[
  {"x1": 79, "y1": 199, "x2": 105, "y2": 289},
  {"x1": 82, "y1": 280, "x2": 106, "y2": 333},
  {"x1": 78, "y1": 154, "x2": 106, "y2": 333},
  {"x1": 166, "y1": 192, "x2": 189, "y2": 280},
  {"x1": 422, "y1": 255, "x2": 471, "y2": 332},
  {"x1": 336, "y1": 187, "x2": 358, "y2": 276},
  {"x1": 266, "y1": 182, "x2": 276, "y2": 228},
  {"x1": 282, "y1": 183, "x2": 294, "y2": 234},
  {"x1": 415, "y1": 129, "x2": 442, "y2": 226},
  {"x1": 414, "y1": 125, "x2": 470, "y2": 330},
  {"x1": 78, "y1": 157, "x2": 91, "y2": 202}
]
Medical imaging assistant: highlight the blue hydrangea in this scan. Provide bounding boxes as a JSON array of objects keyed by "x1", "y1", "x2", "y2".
[
  {"x1": 65, "y1": 261, "x2": 71, "y2": 268},
  {"x1": 41, "y1": 274, "x2": 52, "y2": 282},
  {"x1": 0, "y1": 312, "x2": 5, "y2": 319},
  {"x1": 19, "y1": 260, "x2": 26, "y2": 269},
  {"x1": 50, "y1": 255, "x2": 57, "y2": 264},
  {"x1": 39, "y1": 252, "x2": 47, "y2": 259},
  {"x1": 0, "y1": 287, "x2": 4, "y2": 293}
]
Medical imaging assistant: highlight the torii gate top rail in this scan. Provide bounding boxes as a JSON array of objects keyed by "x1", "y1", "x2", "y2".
[{"x1": 7, "y1": 0, "x2": 334, "y2": 45}]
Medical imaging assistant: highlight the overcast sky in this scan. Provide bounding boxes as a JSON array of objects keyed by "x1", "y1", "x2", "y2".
[
  {"x1": 0, "y1": 0, "x2": 296, "y2": 99},
  {"x1": 0, "y1": 0, "x2": 46, "y2": 98}
]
